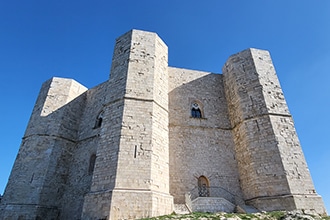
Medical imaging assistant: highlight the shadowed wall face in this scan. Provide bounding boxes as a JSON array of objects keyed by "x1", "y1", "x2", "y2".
[{"x1": 0, "y1": 77, "x2": 88, "y2": 220}]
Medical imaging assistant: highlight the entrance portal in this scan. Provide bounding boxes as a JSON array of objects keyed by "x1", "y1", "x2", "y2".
[{"x1": 198, "y1": 176, "x2": 210, "y2": 197}]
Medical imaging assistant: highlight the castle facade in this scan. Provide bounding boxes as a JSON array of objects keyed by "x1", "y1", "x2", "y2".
[{"x1": 0, "y1": 30, "x2": 326, "y2": 219}]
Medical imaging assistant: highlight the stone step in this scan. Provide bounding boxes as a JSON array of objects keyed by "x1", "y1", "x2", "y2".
[
  {"x1": 236, "y1": 204, "x2": 259, "y2": 213},
  {"x1": 174, "y1": 204, "x2": 191, "y2": 214}
]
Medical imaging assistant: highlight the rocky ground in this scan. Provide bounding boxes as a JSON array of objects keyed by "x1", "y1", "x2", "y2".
[{"x1": 140, "y1": 210, "x2": 330, "y2": 220}]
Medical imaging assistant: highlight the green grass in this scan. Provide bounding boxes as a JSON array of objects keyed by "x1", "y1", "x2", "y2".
[{"x1": 267, "y1": 211, "x2": 286, "y2": 219}]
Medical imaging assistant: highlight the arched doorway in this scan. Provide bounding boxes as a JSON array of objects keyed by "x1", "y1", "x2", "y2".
[{"x1": 198, "y1": 176, "x2": 210, "y2": 197}]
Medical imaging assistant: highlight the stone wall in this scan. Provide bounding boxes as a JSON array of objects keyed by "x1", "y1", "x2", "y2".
[
  {"x1": 60, "y1": 81, "x2": 110, "y2": 219},
  {"x1": 0, "y1": 30, "x2": 327, "y2": 219},
  {"x1": 168, "y1": 67, "x2": 243, "y2": 204},
  {"x1": 0, "y1": 77, "x2": 87, "y2": 219},
  {"x1": 223, "y1": 48, "x2": 326, "y2": 214},
  {"x1": 109, "y1": 29, "x2": 173, "y2": 219},
  {"x1": 192, "y1": 197, "x2": 235, "y2": 213}
]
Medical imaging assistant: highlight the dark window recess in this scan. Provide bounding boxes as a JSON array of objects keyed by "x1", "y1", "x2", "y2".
[
  {"x1": 134, "y1": 145, "x2": 137, "y2": 158},
  {"x1": 191, "y1": 108, "x2": 202, "y2": 118},
  {"x1": 96, "y1": 117, "x2": 102, "y2": 128},
  {"x1": 88, "y1": 154, "x2": 97, "y2": 175},
  {"x1": 191, "y1": 102, "x2": 203, "y2": 118},
  {"x1": 94, "y1": 111, "x2": 104, "y2": 129}
]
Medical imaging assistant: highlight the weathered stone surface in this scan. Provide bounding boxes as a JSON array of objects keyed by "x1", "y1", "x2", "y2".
[
  {"x1": 0, "y1": 30, "x2": 326, "y2": 220},
  {"x1": 192, "y1": 197, "x2": 235, "y2": 213}
]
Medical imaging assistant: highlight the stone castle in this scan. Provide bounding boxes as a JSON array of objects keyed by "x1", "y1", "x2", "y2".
[{"x1": 0, "y1": 30, "x2": 326, "y2": 219}]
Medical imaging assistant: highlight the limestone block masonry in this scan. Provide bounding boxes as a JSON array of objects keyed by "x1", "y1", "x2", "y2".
[{"x1": 0, "y1": 29, "x2": 327, "y2": 220}]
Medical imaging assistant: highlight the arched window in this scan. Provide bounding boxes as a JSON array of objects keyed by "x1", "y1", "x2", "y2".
[
  {"x1": 88, "y1": 154, "x2": 97, "y2": 175},
  {"x1": 94, "y1": 111, "x2": 104, "y2": 129},
  {"x1": 191, "y1": 102, "x2": 202, "y2": 118}
]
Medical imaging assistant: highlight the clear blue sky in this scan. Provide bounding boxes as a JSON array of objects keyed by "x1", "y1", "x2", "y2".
[{"x1": 0, "y1": 0, "x2": 329, "y2": 213}]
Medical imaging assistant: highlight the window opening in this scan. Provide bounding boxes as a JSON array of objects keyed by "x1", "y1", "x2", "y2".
[
  {"x1": 88, "y1": 154, "x2": 97, "y2": 175},
  {"x1": 134, "y1": 145, "x2": 137, "y2": 158},
  {"x1": 94, "y1": 111, "x2": 104, "y2": 129},
  {"x1": 96, "y1": 117, "x2": 102, "y2": 128},
  {"x1": 191, "y1": 102, "x2": 202, "y2": 118}
]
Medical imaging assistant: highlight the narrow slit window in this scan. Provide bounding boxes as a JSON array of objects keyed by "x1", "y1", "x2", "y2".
[
  {"x1": 96, "y1": 117, "x2": 103, "y2": 128},
  {"x1": 88, "y1": 154, "x2": 97, "y2": 175}
]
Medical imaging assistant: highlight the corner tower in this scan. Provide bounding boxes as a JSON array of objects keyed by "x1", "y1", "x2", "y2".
[
  {"x1": 223, "y1": 48, "x2": 326, "y2": 214},
  {"x1": 82, "y1": 30, "x2": 173, "y2": 220},
  {"x1": 110, "y1": 29, "x2": 173, "y2": 219},
  {"x1": 0, "y1": 78, "x2": 87, "y2": 219}
]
